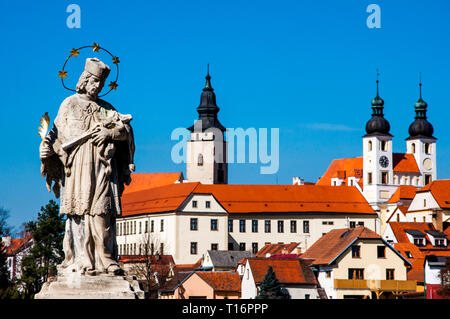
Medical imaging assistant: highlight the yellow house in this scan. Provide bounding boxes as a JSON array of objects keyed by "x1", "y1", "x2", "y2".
[{"x1": 302, "y1": 226, "x2": 416, "y2": 299}]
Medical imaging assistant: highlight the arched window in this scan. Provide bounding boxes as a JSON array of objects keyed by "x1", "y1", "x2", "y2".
[
  {"x1": 411, "y1": 143, "x2": 416, "y2": 153},
  {"x1": 197, "y1": 153, "x2": 203, "y2": 166},
  {"x1": 368, "y1": 141, "x2": 372, "y2": 151},
  {"x1": 424, "y1": 143, "x2": 431, "y2": 155}
]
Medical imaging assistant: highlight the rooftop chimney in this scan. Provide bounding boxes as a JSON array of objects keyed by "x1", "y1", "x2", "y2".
[
  {"x1": 1, "y1": 236, "x2": 11, "y2": 247},
  {"x1": 432, "y1": 209, "x2": 443, "y2": 232}
]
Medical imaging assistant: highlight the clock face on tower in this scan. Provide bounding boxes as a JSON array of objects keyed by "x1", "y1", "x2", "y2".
[{"x1": 379, "y1": 155, "x2": 389, "y2": 168}]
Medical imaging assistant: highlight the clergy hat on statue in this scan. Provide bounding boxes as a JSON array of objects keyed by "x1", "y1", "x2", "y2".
[{"x1": 84, "y1": 58, "x2": 111, "y2": 80}]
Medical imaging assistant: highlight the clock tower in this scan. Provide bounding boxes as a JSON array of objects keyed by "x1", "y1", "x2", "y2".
[
  {"x1": 406, "y1": 78, "x2": 437, "y2": 186},
  {"x1": 362, "y1": 77, "x2": 394, "y2": 207},
  {"x1": 186, "y1": 67, "x2": 228, "y2": 184}
]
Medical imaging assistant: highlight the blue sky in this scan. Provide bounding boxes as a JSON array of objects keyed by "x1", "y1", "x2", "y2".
[{"x1": 1, "y1": 0, "x2": 450, "y2": 233}]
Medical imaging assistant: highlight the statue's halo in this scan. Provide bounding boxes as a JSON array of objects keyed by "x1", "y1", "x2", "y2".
[{"x1": 58, "y1": 43, "x2": 120, "y2": 97}]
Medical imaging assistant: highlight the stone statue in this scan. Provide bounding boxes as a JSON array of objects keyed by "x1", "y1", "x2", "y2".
[{"x1": 39, "y1": 58, "x2": 135, "y2": 276}]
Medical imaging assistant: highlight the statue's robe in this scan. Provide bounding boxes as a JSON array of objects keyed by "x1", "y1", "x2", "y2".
[{"x1": 42, "y1": 93, "x2": 135, "y2": 272}]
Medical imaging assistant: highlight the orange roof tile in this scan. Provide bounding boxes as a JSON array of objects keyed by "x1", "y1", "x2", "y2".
[
  {"x1": 195, "y1": 272, "x2": 241, "y2": 292},
  {"x1": 123, "y1": 172, "x2": 183, "y2": 194},
  {"x1": 392, "y1": 153, "x2": 420, "y2": 173},
  {"x1": 247, "y1": 258, "x2": 318, "y2": 285},
  {"x1": 388, "y1": 222, "x2": 436, "y2": 245},
  {"x1": 4, "y1": 233, "x2": 32, "y2": 255},
  {"x1": 419, "y1": 180, "x2": 450, "y2": 209},
  {"x1": 317, "y1": 153, "x2": 420, "y2": 187},
  {"x1": 387, "y1": 186, "x2": 418, "y2": 204},
  {"x1": 121, "y1": 182, "x2": 200, "y2": 216},
  {"x1": 301, "y1": 227, "x2": 382, "y2": 265},
  {"x1": 122, "y1": 182, "x2": 376, "y2": 217},
  {"x1": 316, "y1": 157, "x2": 363, "y2": 186},
  {"x1": 194, "y1": 184, "x2": 376, "y2": 215},
  {"x1": 393, "y1": 243, "x2": 425, "y2": 282},
  {"x1": 256, "y1": 243, "x2": 300, "y2": 257}
]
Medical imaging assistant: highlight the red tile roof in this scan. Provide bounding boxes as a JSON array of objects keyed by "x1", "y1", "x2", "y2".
[
  {"x1": 121, "y1": 182, "x2": 200, "y2": 216},
  {"x1": 301, "y1": 227, "x2": 382, "y2": 265},
  {"x1": 247, "y1": 258, "x2": 318, "y2": 285},
  {"x1": 121, "y1": 182, "x2": 376, "y2": 216},
  {"x1": 419, "y1": 180, "x2": 450, "y2": 209},
  {"x1": 316, "y1": 157, "x2": 363, "y2": 187},
  {"x1": 3, "y1": 233, "x2": 32, "y2": 256},
  {"x1": 123, "y1": 172, "x2": 183, "y2": 194},
  {"x1": 387, "y1": 186, "x2": 418, "y2": 204},
  {"x1": 194, "y1": 184, "x2": 376, "y2": 215},
  {"x1": 392, "y1": 153, "x2": 420, "y2": 173},
  {"x1": 195, "y1": 271, "x2": 241, "y2": 292},
  {"x1": 388, "y1": 222, "x2": 436, "y2": 245},
  {"x1": 317, "y1": 153, "x2": 420, "y2": 187},
  {"x1": 393, "y1": 243, "x2": 425, "y2": 282},
  {"x1": 255, "y1": 243, "x2": 300, "y2": 257}
]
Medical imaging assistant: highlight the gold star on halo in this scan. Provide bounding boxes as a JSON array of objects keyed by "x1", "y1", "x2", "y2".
[
  {"x1": 58, "y1": 70, "x2": 68, "y2": 79},
  {"x1": 69, "y1": 48, "x2": 80, "y2": 57},
  {"x1": 108, "y1": 81, "x2": 118, "y2": 90},
  {"x1": 112, "y1": 56, "x2": 120, "y2": 64},
  {"x1": 92, "y1": 42, "x2": 100, "y2": 52}
]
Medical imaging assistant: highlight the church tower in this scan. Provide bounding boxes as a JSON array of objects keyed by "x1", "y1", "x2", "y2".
[
  {"x1": 186, "y1": 67, "x2": 228, "y2": 184},
  {"x1": 406, "y1": 77, "x2": 437, "y2": 186},
  {"x1": 363, "y1": 76, "x2": 394, "y2": 206}
]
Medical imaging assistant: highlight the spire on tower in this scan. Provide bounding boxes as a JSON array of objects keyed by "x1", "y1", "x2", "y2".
[
  {"x1": 187, "y1": 65, "x2": 226, "y2": 133},
  {"x1": 364, "y1": 69, "x2": 391, "y2": 137},
  {"x1": 407, "y1": 73, "x2": 435, "y2": 140}
]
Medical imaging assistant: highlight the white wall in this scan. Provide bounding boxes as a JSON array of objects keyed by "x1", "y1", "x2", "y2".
[{"x1": 228, "y1": 214, "x2": 377, "y2": 253}]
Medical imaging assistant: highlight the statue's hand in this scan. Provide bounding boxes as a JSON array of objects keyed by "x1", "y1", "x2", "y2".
[
  {"x1": 92, "y1": 127, "x2": 113, "y2": 145},
  {"x1": 39, "y1": 141, "x2": 54, "y2": 160}
]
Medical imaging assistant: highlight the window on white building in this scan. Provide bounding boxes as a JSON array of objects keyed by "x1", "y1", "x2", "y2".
[
  {"x1": 265, "y1": 220, "x2": 271, "y2": 233},
  {"x1": 303, "y1": 221, "x2": 309, "y2": 233},
  {"x1": 211, "y1": 219, "x2": 218, "y2": 231}
]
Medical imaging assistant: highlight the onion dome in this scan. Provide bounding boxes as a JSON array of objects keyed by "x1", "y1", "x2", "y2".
[
  {"x1": 188, "y1": 65, "x2": 226, "y2": 133},
  {"x1": 407, "y1": 80, "x2": 436, "y2": 140},
  {"x1": 364, "y1": 77, "x2": 392, "y2": 137}
]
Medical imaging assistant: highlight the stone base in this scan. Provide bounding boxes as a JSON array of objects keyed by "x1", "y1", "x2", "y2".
[{"x1": 35, "y1": 266, "x2": 144, "y2": 299}]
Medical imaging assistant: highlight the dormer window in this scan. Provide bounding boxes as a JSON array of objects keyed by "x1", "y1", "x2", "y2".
[
  {"x1": 405, "y1": 251, "x2": 413, "y2": 258},
  {"x1": 435, "y1": 239, "x2": 446, "y2": 247},
  {"x1": 405, "y1": 229, "x2": 426, "y2": 246},
  {"x1": 425, "y1": 230, "x2": 447, "y2": 247}
]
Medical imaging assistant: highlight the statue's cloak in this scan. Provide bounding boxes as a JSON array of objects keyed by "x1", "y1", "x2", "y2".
[{"x1": 41, "y1": 94, "x2": 135, "y2": 216}]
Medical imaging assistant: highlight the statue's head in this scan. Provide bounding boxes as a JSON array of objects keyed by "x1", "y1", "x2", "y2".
[{"x1": 76, "y1": 58, "x2": 111, "y2": 99}]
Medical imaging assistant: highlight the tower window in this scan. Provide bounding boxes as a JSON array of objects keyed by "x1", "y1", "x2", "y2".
[
  {"x1": 380, "y1": 140, "x2": 387, "y2": 151},
  {"x1": 197, "y1": 154, "x2": 203, "y2": 166},
  {"x1": 424, "y1": 143, "x2": 431, "y2": 155},
  {"x1": 368, "y1": 172, "x2": 373, "y2": 185},
  {"x1": 381, "y1": 172, "x2": 388, "y2": 184},
  {"x1": 412, "y1": 143, "x2": 416, "y2": 153},
  {"x1": 425, "y1": 174, "x2": 432, "y2": 185},
  {"x1": 368, "y1": 141, "x2": 372, "y2": 151}
]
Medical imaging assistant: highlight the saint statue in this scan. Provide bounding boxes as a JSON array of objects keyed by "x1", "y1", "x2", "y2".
[{"x1": 39, "y1": 58, "x2": 135, "y2": 275}]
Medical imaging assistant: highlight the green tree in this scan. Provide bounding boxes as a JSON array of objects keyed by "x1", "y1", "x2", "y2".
[
  {"x1": 19, "y1": 200, "x2": 65, "y2": 298},
  {"x1": 256, "y1": 266, "x2": 290, "y2": 299},
  {"x1": 0, "y1": 207, "x2": 12, "y2": 237},
  {"x1": 0, "y1": 239, "x2": 11, "y2": 290}
]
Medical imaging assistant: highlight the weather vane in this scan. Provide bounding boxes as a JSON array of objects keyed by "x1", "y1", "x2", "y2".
[{"x1": 58, "y1": 42, "x2": 120, "y2": 97}]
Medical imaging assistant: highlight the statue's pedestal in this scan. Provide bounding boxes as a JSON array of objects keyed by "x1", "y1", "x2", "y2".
[{"x1": 35, "y1": 266, "x2": 144, "y2": 299}]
